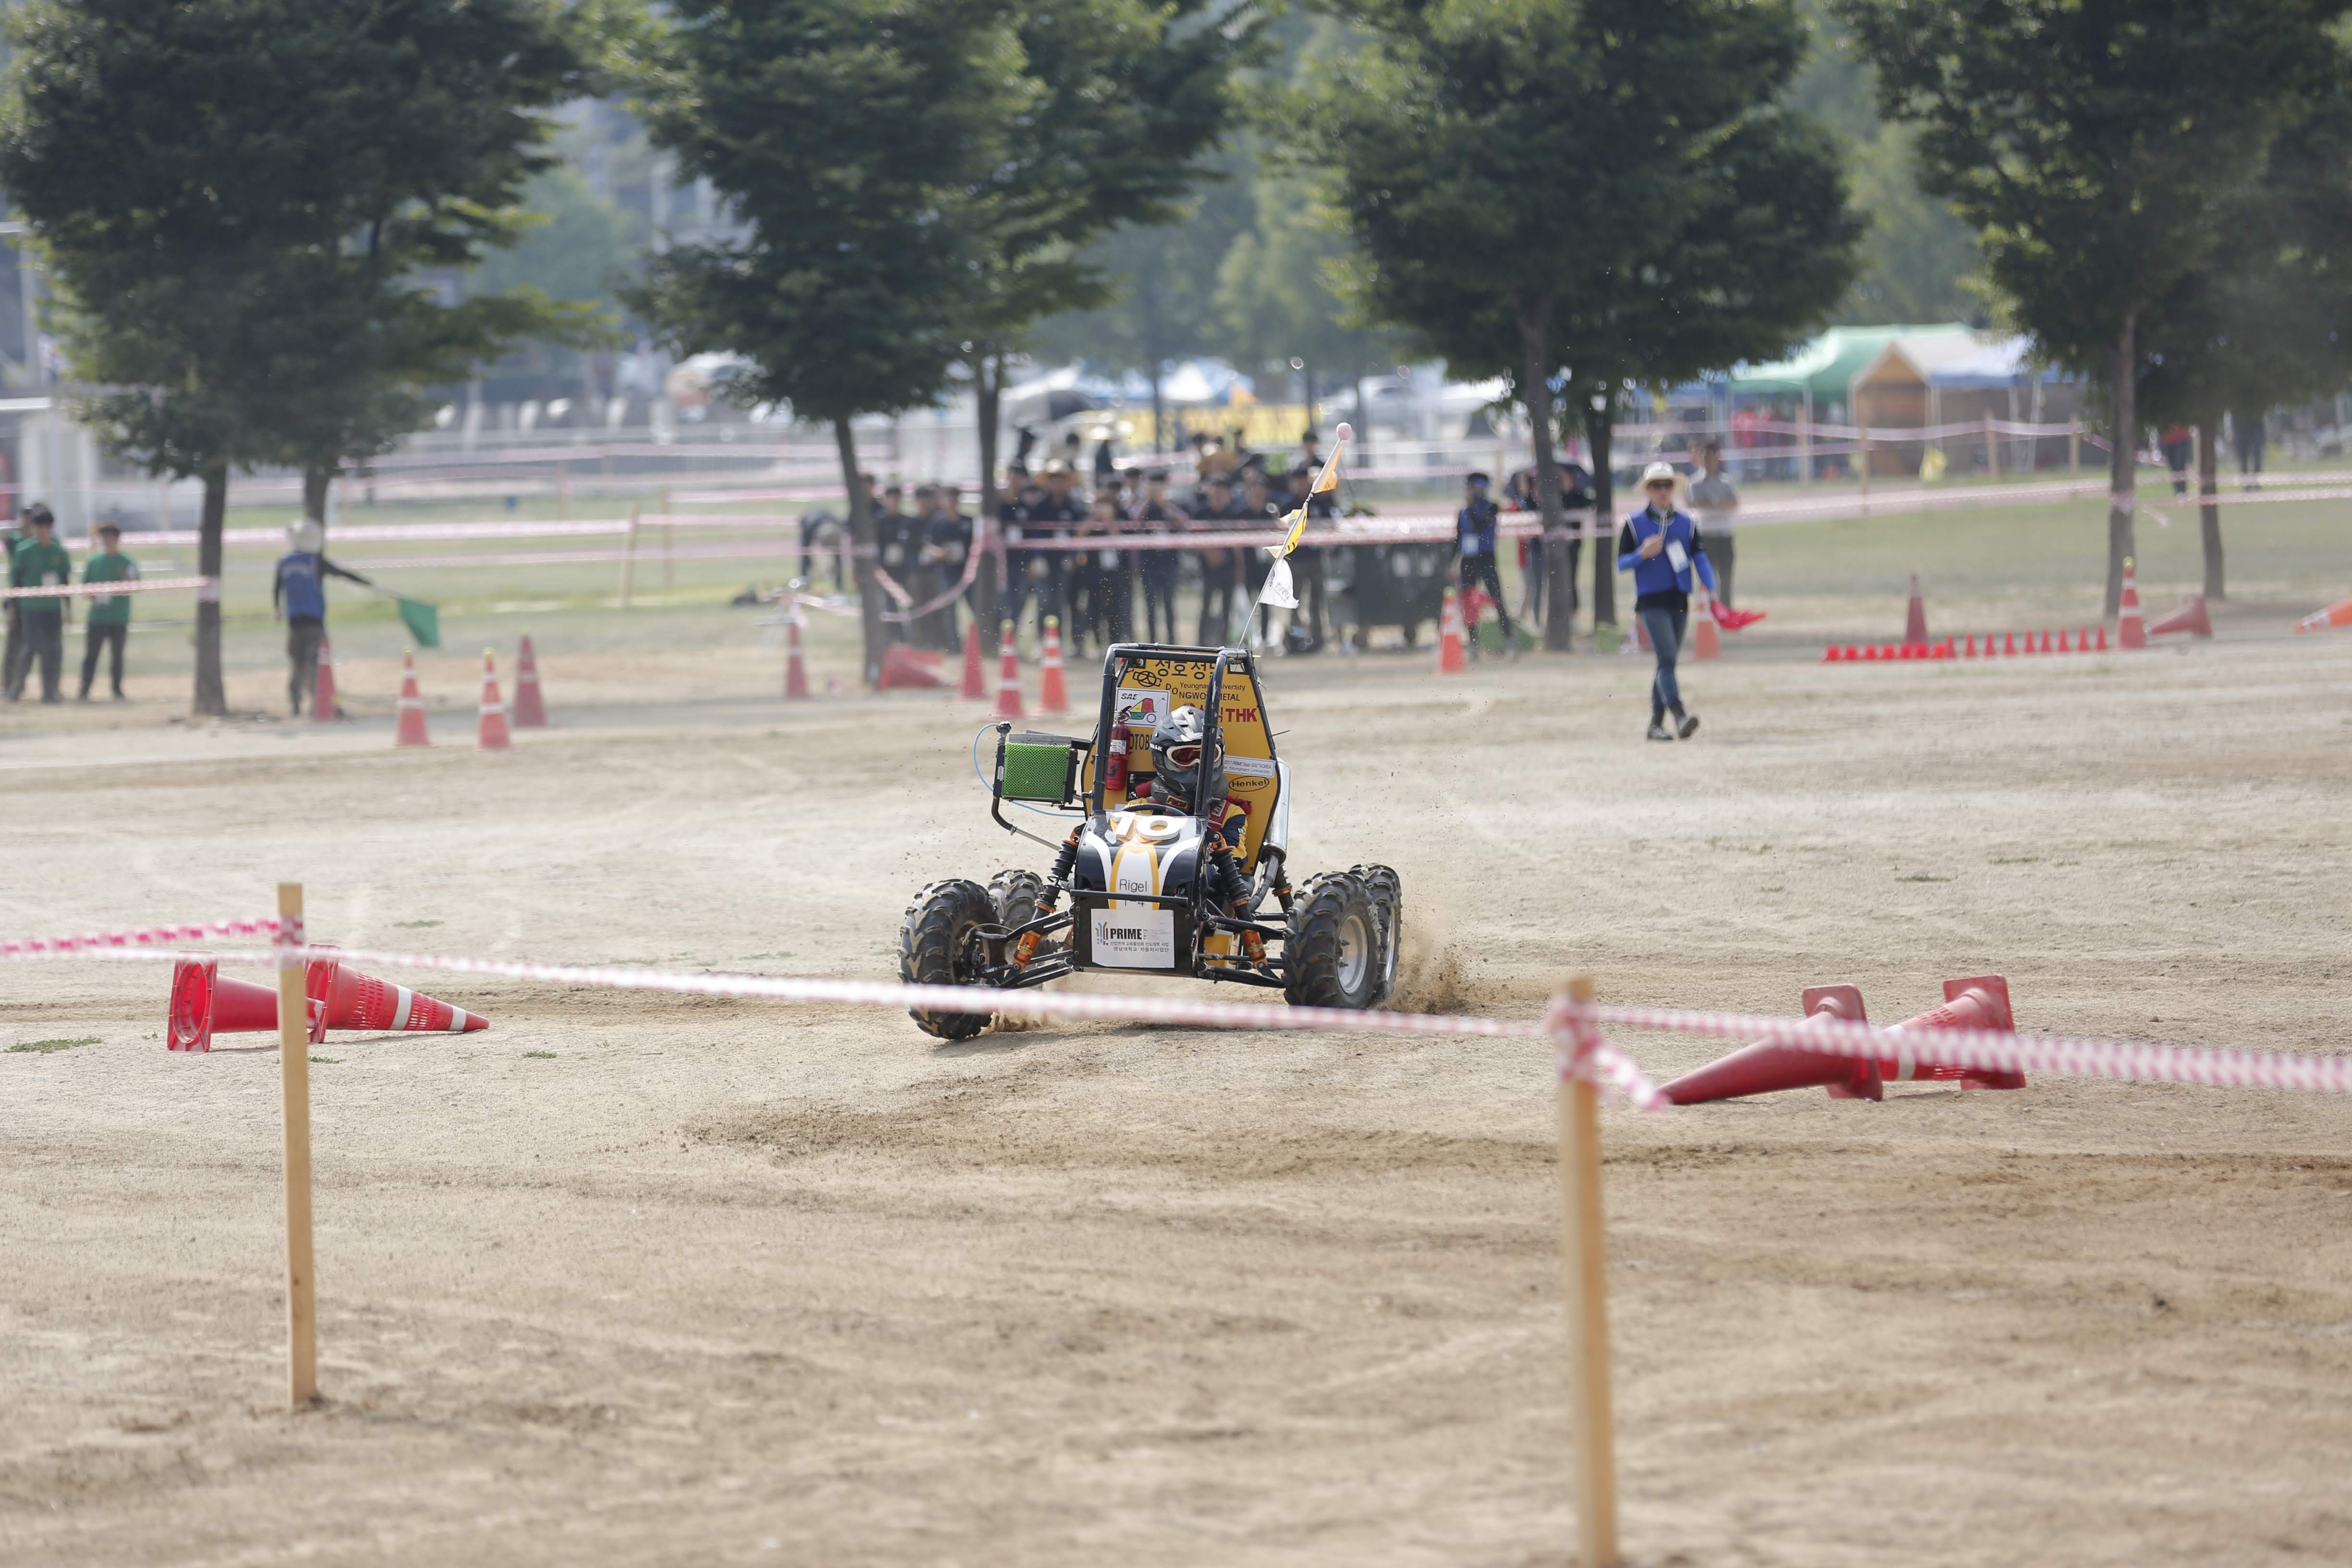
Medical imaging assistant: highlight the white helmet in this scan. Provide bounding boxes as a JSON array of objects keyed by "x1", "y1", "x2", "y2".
[{"x1": 289, "y1": 520, "x2": 324, "y2": 553}]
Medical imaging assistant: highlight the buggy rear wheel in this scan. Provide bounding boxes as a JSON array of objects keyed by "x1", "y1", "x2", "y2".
[
  {"x1": 1348, "y1": 863, "x2": 1403, "y2": 1006},
  {"x1": 899, "y1": 878, "x2": 999, "y2": 1040},
  {"x1": 1284, "y1": 873, "x2": 1381, "y2": 1009}
]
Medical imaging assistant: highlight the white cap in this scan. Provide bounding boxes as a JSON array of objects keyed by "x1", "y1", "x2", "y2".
[
  {"x1": 289, "y1": 520, "x2": 324, "y2": 553},
  {"x1": 1640, "y1": 461, "x2": 1678, "y2": 486}
]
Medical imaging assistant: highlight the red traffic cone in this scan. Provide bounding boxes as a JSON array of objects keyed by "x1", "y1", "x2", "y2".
[
  {"x1": 2146, "y1": 595, "x2": 2212, "y2": 640},
  {"x1": 1861, "y1": 644, "x2": 1878, "y2": 661},
  {"x1": 2117, "y1": 558, "x2": 2147, "y2": 648},
  {"x1": 2003, "y1": 631, "x2": 2016, "y2": 656},
  {"x1": 1436, "y1": 590, "x2": 1467, "y2": 674},
  {"x1": 306, "y1": 958, "x2": 487, "y2": 1036},
  {"x1": 393, "y1": 651, "x2": 431, "y2": 748},
  {"x1": 1963, "y1": 633, "x2": 1975, "y2": 658},
  {"x1": 2095, "y1": 625, "x2": 2109, "y2": 651},
  {"x1": 994, "y1": 620, "x2": 1025, "y2": 719},
  {"x1": 168, "y1": 957, "x2": 487, "y2": 1052},
  {"x1": 2077, "y1": 624, "x2": 2092, "y2": 652},
  {"x1": 167, "y1": 960, "x2": 281, "y2": 1052},
  {"x1": 1904, "y1": 573, "x2": 1929, "y2": 647},
  {"x1": 1822, "y1": 644, "x2": 1843, "y2": 663},
  {"x1": 312, "y1": 633, "x2": 339, "y2": 723},
  {"x1": 958, "y1": 620, "x2": 986, "y2": 698},
  {"x1": 1691, "y1": 608, "x2": 1721, "y2": 661},
  {"x1": 2058, "y1": 628, "x2": 2071, "y2": 653},
  {"x1": 877, "y1": 643, "x2": 947, "y2": 689},
  {"x1": 2295, "y1": 593, "x2": 2352, "y2": 633},
  {"x1": 1040, "y1": 616, "x2": 1069, "y2": 713},
  {"x1": 1661, "y1": 976, "x2": 2022, "y2": 1104},
  {"x1": 476, "y1": 648, "x2": 511, "y2": 750},
  {"x1": 2038, "y1": 629, "x2": 2053, "y2": 654},
  {"x1": 784, "y1": 607, "x2": 811, "y2": 701},
  {"x1": 511, "y1": 635, "x2": 548, "y2": 727}
]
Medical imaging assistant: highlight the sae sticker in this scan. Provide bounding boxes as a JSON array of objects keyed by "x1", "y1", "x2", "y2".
[{"x1": 1091, "y1": 906, "x2": 1175, "y2": 969}]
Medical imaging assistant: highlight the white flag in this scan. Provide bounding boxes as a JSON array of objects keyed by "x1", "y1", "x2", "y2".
[{"x1": 1258, "y1": 556, "x2": 1297, "y2": 608}]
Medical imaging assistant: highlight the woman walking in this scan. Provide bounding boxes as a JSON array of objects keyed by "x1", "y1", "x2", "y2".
[{"x1": 1617, "y1": 461, "x2": 1716, "y2": 741}]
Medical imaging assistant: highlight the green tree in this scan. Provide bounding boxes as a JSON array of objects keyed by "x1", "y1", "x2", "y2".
[
  {"x1": 1214, "y1": 174, "x2": 1394, "y2": 432},
  {"x1": 1297, "y1": 0, "x2": 1861, "y2": 640},
  {"x1": 1839, "y1": 0, "x2": 2350, "y2": 615},
  {"x1": 0, "y1": 0, "x2": 592, "y2": 714},
  {"x1": 2136, "y1": 81, "x2": 2352, "y2": 600},
  {"x1": 633, "y1": 0, "x2": 1025, "y2": 683}
]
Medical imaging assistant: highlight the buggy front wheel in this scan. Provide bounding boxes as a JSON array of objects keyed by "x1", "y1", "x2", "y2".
[
  {"x1": 899, "y1": 878, "x2": 999, "y2": 1040},
  {"x1": 1284, "y1": 873, "x2": 1382, "y2": 1010}
]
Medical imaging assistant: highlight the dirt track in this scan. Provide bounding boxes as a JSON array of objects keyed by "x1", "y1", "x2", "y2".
[{"x1": 5, "y1": 632, "x2": 2352, "y2": 1566}]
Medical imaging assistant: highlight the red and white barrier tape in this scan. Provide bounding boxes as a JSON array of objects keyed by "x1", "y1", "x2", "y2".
[
  {"x1": 0, "y1": 575, "x2": 219, "y2": 602},
  {"x1": 0, "y1": 914, "x2": 280, "y2": 958}
]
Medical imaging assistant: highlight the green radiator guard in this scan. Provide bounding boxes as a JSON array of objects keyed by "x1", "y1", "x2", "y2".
[{"x1": 1000, "y1": 735, "x2": 1080, "y2": 803}]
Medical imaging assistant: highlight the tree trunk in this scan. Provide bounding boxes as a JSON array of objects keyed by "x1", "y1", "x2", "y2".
[
  {"x1": 833, "y1": 415, "x2": 884, "y2": 688},
  {"x1": 1586, "y1": 401, "x2": 1617, "y2": 627},
  {"x1": 1149, "y1": 360, "x2": 1165, "y2": 457},
  {"x1": 193, "y1": 461, "x2": 228, "y2": 717},
  {"x1": 2195, "y1": 415, "x2": 2224, "y2": 600},
  {"x1": 301, "y1": 463, "x2": 333, "y2": 532},
  {"x1": 2105, "y1": 314, "x2": 2138, "y2": 618},
  {"x1": 1515, "y1": 297, "x2": 1571, "y2": 653},
  {"x1": 972, "y1": 355, "x2": 1002, "y2": 631}
]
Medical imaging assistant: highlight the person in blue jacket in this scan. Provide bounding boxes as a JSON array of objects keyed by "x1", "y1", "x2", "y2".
[
  {"x1": 1616, "y1": 461, "x2": 1716, "y2": 741},
  {"x1": 272, "y1": 520, "x2": 373, "y2": 717}
]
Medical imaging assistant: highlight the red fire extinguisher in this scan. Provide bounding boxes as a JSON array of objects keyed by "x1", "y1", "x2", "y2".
[{"x1": 1101, "y1": 703, "x2": 1130, "y2": 800}]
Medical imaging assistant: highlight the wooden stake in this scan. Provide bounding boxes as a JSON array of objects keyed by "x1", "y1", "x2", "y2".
[
  {"x1": 1983, "y1": 410, "x2": 2000, "y2": 480},
  {"x1": 1558, "y1": 973, "x2": 1619, "y2": 1566},
  {"x1": 620, "y1": 505, "x2": 639, "y2": 609},
  {"x1": 2069, "y1": 417, "x2": 2081, "y2": 475},
  {"x1": 276, "y1": 881, "x2": 318, "y2": 1409},
  {"x1": 661, "y1": 487, "x2": 674, "y2": 589}
]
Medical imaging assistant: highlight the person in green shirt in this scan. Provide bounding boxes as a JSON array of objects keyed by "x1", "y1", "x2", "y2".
[
  {"x1": 5, "y1": 505, "x2": 72, "y2": 703},
  {"x1": 0, "y1": 503, "x2": 32, "y2": 701},
  {"x1": 79, "y1": 521, "x2": 137, "y2": 701}
]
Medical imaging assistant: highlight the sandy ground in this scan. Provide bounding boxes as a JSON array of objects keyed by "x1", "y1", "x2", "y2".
[{"x1": 5, "y1": 623, "x2": 2352, "y2": 1566}]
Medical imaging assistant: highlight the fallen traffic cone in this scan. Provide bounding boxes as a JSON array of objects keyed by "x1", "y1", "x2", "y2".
[
  {"x1": 994, "y1": 621, "x2": 1025, "y2": 719},
  {"x1": 784, "y1": 607, "x2": 811, "y2": 701},
  {"x1": 167, "y1": 957, "x2": 487, "y2": 1052},
  {"x1": 1040, "y1": 617, "x2": 1069, "y2": 712},
  {"x1": 511, "y1": 635, "x2": 548, "y2": 727},
  {"x1": 1436, "y1": 590, "x2": 1467, "y2": 674},
  {"x1": 1904, "y1": 573, "x2": 1929, "y2": 647},
  {"x1": 877, "y1": 642, "x2": 947, "y2": 689},
  {"x1": 393, "y1": 651, "x2": 431, "y2": 748},
  {"x1": 1691, "y1": 609, "x2": 1721, "y2": 660},
  {"x1": 312, "y1": 633, "x2": 339, "y2": 723},
  {"x1": 306, "y1": 956, "x2": 487, "y2": 1037},
  {"x1": 1661, "y1": 983, "x2": 1882, "y2": 1105},
  {"x1": 476, "y1": 648, "x2": 511, "y2": 750},
  {"x1": 2117, "y1": 557, "x2": 2147, "y2": 648},
  {"x1": 2146, "y1": 595, "x2": 2212, "y2": 640},
  {"x1": 2294, "y1": 593, "x2": 2352, "y2": 632},
  {"x1": 1661, "y1": 975, "x2": 2023, "y2": 1104},
  {"x1": 958, "y1": 620, "x2": 987, "y2": 698}
]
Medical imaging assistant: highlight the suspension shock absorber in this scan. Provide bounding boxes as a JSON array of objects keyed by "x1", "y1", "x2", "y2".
[{"x1": 1012, "y1": 828, "x2": 1081, "y2": 968}]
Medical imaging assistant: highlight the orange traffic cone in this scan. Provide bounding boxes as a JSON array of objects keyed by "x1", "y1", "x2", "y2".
[
  {"x1": 306, "y1": 957, "x2": 487, "y2": 1036},
  {"x1": 958, "y1": 620, "x2": 986, "y2": 698},
  {"x1": 1904, "y1": 574, "x2": 1929, "y2": 647},
  {"x1": 2146, "y1": 595, "x2": 2212, "y2": 640},
  {"x1": 1436, "y1": 590, "x2": 1467, "y2": 674},
  {"x1": 1040, "y1": 616, "x2": 1069, "y2": 713},
  {"x1": 312, "y1": 633, "x2": 339, "y2": 723},
  {"x1": 2294, "y1": 594, "x2": 2352, "y2": 632},
  {"x1": 168, "y1": 957, "x2": 487, "y2": 1053},
  {"x1": 784, "y1": 607, "x2": 811, "y2": 700},
  {"x1": 1660, "y1": 976, "x2": 2023, "y2": 1105},
  {"x1": 511, "y1": 635, "x2": 548, "y2": 727},
  {"x1": 1632, "y1": 616, "x2": 1652, "y2": 653},
  {"x1": 476, "y1": 648, "x2": 511, "y2": 751},
  {"x1": 2117, "y1": 558, "x2": 2147, "y2": 648},
  {"x1": 393, "y1": 651, "x2": 431, "y2": 748},
  {"x1": 877, "y1": 643, "x2": 946, "y2": 689},
  {"x1": 994, "y1": 620, "x2": 1025, "y2": 719},
  {"x1": 1691, "y1": 608, "x2": 1721, "y2": 661}
]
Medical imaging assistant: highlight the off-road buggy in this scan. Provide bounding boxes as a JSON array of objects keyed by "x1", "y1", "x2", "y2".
[{"x1": 898, "y1": 642, "x2": 1402, "y2": 1039}]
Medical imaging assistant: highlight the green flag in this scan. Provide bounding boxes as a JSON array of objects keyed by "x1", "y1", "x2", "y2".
[{"x1": 394, "y1": 597, "x2": 439, "y2": 648}]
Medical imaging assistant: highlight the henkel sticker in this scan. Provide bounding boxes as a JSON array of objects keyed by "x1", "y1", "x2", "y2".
[{"x1": 1091, "y1": 906, "x2": 1175, "y2": 968}]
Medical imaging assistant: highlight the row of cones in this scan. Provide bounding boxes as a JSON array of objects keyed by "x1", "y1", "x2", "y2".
[
  {"x1": 1826, "y1": 627, "x2": 2112, "y2": 662},
  {"x1": 1661, "y1": 976, "x2": 2023, "y2": 1105},
  {"x1": 1865, "y1": 563, "x2": 2212, "y2": 665},
  {"x1": 393, "y1": 637, "x2": 547, "y2": 749},
  {"x1": 168, "y1": 953, "x2": 487, "y2": 1053}
]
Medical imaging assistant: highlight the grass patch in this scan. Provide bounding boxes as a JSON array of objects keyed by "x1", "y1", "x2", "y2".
[
  {"x1": 9, "y1": 1036, "x2": 96, "y2": 1054},
  {"x1": 1896, "y1": 874, "x2": 1955, "y2": 883},
  {"x1": 393, "y1": 919, "x2": 443, "y2": 929},
  {"x1": 309, "y1": 1056, "x2": 340, "y2": 1064},
  {"x1": 1989, "y1": 856, "x2": 2042, "y2": 865},
  {"x1": 523, "y1": 1050, "x2": 557, "y2": 1059}
]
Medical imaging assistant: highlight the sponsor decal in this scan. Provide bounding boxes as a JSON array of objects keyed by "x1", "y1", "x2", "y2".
[
  {"x1": 1091, "y1": 906, "x2": 1176, "y2": 968},
  {"x1": 1223, "y1": 754, "x2": 1276, "y2": 779}
]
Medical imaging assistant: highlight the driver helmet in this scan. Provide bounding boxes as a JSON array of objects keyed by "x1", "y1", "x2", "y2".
[{"x1": 1149, "y1": 704, "x2": 1224, "y2": 809}]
